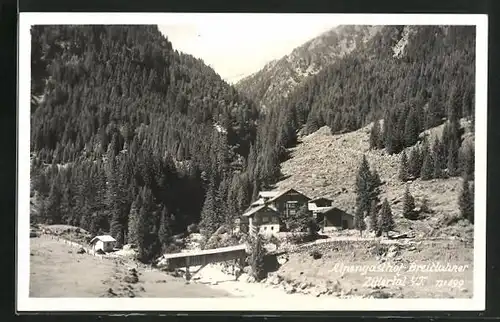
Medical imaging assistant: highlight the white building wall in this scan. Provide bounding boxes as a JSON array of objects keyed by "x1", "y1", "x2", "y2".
[
  {"x1": 92, "y1": 240, "x2": 115, "y2": 252},
  {"x1": 94, "y1": 240, "x2": 104, "y2": 251},
  {"x1": 259, "y1": 224, "x2": 280, "y2": 237}
]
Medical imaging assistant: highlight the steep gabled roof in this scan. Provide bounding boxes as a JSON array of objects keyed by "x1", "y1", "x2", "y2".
[
  {"x1": 267, "y1": 188, "x2": 311, "y2": 203},
  {"x1": 250, "y1": 198, "x2": 265, "y2": 207},
  {"x1": 317, "y1": 206, "x2": 354, "y2": 217},
  {"x1": 242, "y1": 204, "x2": 279, "y2": 217}
]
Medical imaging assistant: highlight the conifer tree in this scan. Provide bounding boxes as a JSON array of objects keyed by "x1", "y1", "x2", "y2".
[
  {"x1": 368, "y1": 169, "x2": 382, "y2": 207},
  {"x1": 447, "y1": 137, "x2": 460, "y2": 177},
  {"x1": 421, "y1": 140, "x2": 434, "y2": 180},
  {"x1": 460, "y1": 143, "x2": 475, "y2": 181},
  {"x1": 384, "y1": 112, "x2": 398, "y2": 155},
  {"x1": 158, "y1": 207, "x2": 171, "y2": 250},
  {"x1": 135, "y1": 206, "x2": 150, "y2": 262},
  {"x1": 426, "y1": 86, "x2": 444, "y2": 129},
  {"x1": 215, "y1": 175, "x2": 229, "y2": 228},
  {"x1": 354, "y1": 207, "x2": 366, "y2": 237},
  {"x1": 110, "y1": 211, "x2": 123, "y2": 246},
  {"x1": 46, "y1": 181, "x2": 62, "y2": 224},
  {"x1": 378, "y1": 198, "x2": 394, "y2": 237},
  {"x1": 200, "y1": 178, "x2": 218, "y2": 238},
  {"x1": 399, "y1": 151, "x2": 410, "y2": 182},
  {"x1": 432, "y1": 138, "x2": 445, "y2": 179},
  {"x1": 459, "y1": 179, "x2": 474, "y2": 223},
  {"x1": 368, "y1": 200, "x2": 379, "y2": 235},
  {"x1": 402, "y1": 185, "x2": 416, "y2": 219},
  {"x1": 250, "y1": 234, "x2": 266, "y2": 281},
  {"x1": 355, "y1": 155, "x2": 373, "y2": 216},
  {"x1": 404, "y1": 109, "x2": 419, "y2": 147},
  {"x1": 237, "y1": 174, "x2": 250, "y2": 212},
  {"x1": 369, "y1": 120, "x2": 381, "y2": 149},
  {"x1": 409, "y1": 146, "x2": 422, "y2": 178},
  {"x1": 331, "y1": 112, "x2": 342, "y2": 134},
  {"x1": 127, "y1": 197, "x2": 141, "y2": 245}
]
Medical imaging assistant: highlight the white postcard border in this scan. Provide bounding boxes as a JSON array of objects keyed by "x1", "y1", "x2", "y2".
[{"x1": 17, "y1": 13, "x2": 488, "y2": 312}]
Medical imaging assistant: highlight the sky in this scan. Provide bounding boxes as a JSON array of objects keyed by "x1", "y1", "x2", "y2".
[{"x1": 158, "y1": 15, "x2": 336, "y2": 83}]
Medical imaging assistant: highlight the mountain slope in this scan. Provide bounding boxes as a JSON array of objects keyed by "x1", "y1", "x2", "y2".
[
  {"x1": 275, "y1": 120, "x2": 474, "y2": 238},
  {"x1": 235, "y1": 25, "x2": 382, "y2": 109},
  {"x1": 29, "y1": 25, "x2": 260, "y2": 261},
  {"x1": 244, "y1": 25, "x2": 476, "y2": 240},
  {"x1": 249, "y1": 25, "x2": 475, "y2": 190}
]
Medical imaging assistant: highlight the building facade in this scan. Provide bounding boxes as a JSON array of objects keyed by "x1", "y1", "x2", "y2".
[
  {"x1": 242, "y1": 188, "x2": 312, "y2": 236},
  {"x1": 240, "y1": 188, "x2": 354, "y2": 236},
  {"x1": 315, "y1": 207, "x2": 354, "y2": 231}
]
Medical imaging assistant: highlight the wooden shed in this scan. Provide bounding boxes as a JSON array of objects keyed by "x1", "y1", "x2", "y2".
[
  {"x1": 89, "y1": 235, "x2": 116, "y2": 252},
  {"x1": 315, "y1": 207, "x2": 354, "y2": 231}
]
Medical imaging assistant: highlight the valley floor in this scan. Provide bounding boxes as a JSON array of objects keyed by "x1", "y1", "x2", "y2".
[
  {"x1": 29, "y1": 234, "x2": 233, "y2": 298},
  {"x1": 29, "y1": 232, "x2": 474, "y2": 301}
]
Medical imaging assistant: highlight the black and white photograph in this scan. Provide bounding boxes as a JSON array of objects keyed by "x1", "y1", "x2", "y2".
[{"x1": 17, "y1": 13, "x2": 488, "y2": 311}]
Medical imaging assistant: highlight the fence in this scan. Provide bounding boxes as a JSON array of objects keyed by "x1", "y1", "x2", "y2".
[{"x1": 43, "y1": 233, "x2": 113, "y2": 260}]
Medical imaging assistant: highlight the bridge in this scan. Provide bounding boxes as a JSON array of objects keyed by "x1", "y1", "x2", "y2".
[{"x1": 160, "y1": 244, "x2": 248, "y2": 280}]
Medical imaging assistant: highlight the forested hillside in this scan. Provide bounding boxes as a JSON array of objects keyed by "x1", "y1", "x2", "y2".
[
  {"x1": 253, "y1": 25, "x2": 475, "y2": 187},
  {"x1": 29, "y1": 24, "x2": 476, "y2": 262},
  {"x1": 30, "y1": 25, "x2": 260, "y2": 261},
  {"x1": 236, "y1": 25, "x2": 382, "y2": 110}
]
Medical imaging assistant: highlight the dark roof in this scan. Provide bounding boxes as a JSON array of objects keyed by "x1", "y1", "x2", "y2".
[
  {"x1": 267, "y1": 188, "x2": 311, "y2": 203},
  {"x1": 309, "y1": 197, "x2": 333, "y2": 203},
  {"x1": 318, "y1": 207, "x2": 354, "y2": 217}
]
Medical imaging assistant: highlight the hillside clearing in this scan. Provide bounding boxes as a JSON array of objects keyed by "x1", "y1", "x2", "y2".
[{"x1": 276, "y1": 122, "x2": 474, "y2": 239}]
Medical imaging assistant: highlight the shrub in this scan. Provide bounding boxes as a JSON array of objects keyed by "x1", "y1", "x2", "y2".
[{"x1": 310, "y1": 250, "x2": 322, "y2": 260}]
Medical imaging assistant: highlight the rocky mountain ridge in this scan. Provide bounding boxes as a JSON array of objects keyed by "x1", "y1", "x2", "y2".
[{"x1": 235, "y1": 25, "x2": 383, "y2": 110}]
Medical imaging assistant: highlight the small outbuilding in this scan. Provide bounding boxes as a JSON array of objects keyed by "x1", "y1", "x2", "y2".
[
  {"x1": 315, "y1": 207, "x2": 354, "y2": 231},
  {"x1": 89, "y1": 235, "x2": 116, "y2": 253}
]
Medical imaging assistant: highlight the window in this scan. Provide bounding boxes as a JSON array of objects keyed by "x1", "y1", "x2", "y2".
[
  {"x1": 271, "y1": 226, "x2": 274, "y2": 230},
  {"x1": 261, "y1": 215, "x2": 269, "y2": 223},
  {"x1": 286, "y1": 201, "x2": 298, "y2": 217}
]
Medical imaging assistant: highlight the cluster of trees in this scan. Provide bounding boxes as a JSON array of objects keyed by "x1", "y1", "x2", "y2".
[
  {"x1": 283, "y1": 204, "x2": 319, "y2": 239},
  {"x1": 354, "y1": 155, "x2": 383, "y2": 236},
  {"x1": 386, "y1": 98, "x2": 475, "y2": 183},
  {"x1": 353, "y1": 153, "x2": 476, "y2": 237},
  {"x1": 30, "y1": 25, "x2": 260, "y2": 262},
  {"x1": 398, "y1": 136, "x2": 474, "y2": 183}
]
